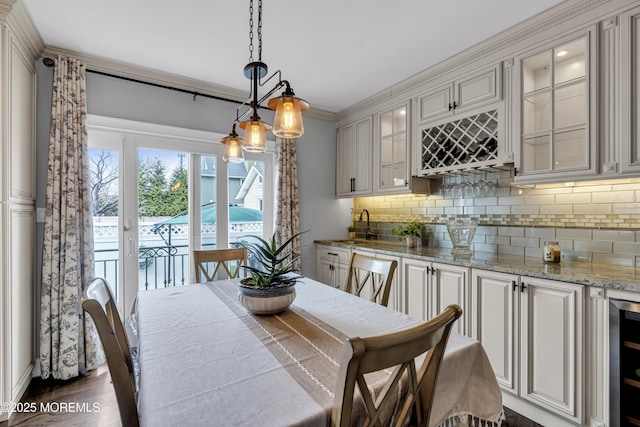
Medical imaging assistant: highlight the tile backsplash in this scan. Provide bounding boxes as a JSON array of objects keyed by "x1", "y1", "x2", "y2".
[{"x1": 352, "y1": 171, "x2": 640, "y2": 267}]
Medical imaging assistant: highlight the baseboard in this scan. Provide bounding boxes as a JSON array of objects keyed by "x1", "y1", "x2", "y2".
[{"x1": 11, "y1": 361, "x2": 33, "y2": 402}]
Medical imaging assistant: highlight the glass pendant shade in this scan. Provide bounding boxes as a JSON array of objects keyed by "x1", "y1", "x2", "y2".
[
  {"x1": 239, "y1": 119, "x2": 271, "y2": 152},
  {"x1": 268, "y1": 95, "x2": 309, "y2": 138},
  {"x1": 222, "y1": 134, "x2": 244, "y2": 163}
]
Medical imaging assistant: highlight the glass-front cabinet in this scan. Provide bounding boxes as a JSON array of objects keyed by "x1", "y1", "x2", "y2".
[
  {"x1": 514, "y1": 28, "x2": 597, "y2": 183},
  {"x1": 376, "y1": 103, "x2": 409, "y2": 192}
]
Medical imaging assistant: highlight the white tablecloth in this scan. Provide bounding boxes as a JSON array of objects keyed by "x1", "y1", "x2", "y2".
[{"x1": 136, "y1": 277, "x2": 502, "y2": 426}]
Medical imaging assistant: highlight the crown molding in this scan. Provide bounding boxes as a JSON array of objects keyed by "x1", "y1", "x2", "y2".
[
  {"x1": 337, "y1": 0, "x2": 612, "y2": 120},
  {"x1": 5, "y1": 0, "x2": 44, "y2": 60},
  {"x1": 42, "y1": 46, "x2": 337, "y2": 123},
  {"x1": 0, "y1": 0, "x2": 16, "y2": 21}
]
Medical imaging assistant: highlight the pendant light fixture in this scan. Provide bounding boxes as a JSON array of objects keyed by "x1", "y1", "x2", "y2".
[
  {"x1": 221, "y1": 0, "x2": 309, "y2": 162},
  {"x1": 221, "y1": 125, "x2": 244, "y2": 163}
]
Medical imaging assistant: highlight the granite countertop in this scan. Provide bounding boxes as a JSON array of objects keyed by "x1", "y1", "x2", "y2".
[{"x1": 315, "y1": 239, "x2": 640, "y2": 294}]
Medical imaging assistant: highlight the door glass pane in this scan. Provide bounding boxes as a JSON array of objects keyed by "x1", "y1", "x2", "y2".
[
  {"x1": 553, "y1": 128, "x2": 587, "y2": 170},
  {"x1": 89, "y1": 147, "x2": 120, "y2": 299},
  {"x1": 230, "y1": 160, "x2": 264, "y2": 245},
  {"x1": 523, "y1": 51, "x2": 551, "y2": 93},
  {"x1": 139, "y1": 148, "x2": 189, "y2": 290},
  {"x1": 554, "y1": 82, "x2": 586, "y2": 129},
  {"x1": 554, "y1": 38, "x2": 586, "y2": 85},
  {"x1": 200, "y1": 155, "x2": 217, "y2": 251},
  {"x1": 523, "y1": 91, "x2": 551, "y2": 134},
  {"x1": 522, "y1": 135, "x2": 551, "y2": 173}
]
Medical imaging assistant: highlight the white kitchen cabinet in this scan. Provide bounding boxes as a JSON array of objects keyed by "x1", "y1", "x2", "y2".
[
  {"x1": 472, "y1": 269, "x2": 584, "y2": 423},
  {"x1": 375, "y1": 102, "x2": 410, "y2": 193},
  {"x1": 417, "y1": 64, "x2": 502, "y2": 124},
  {"x1": 0, "y1": 6, "x2": 39, "y2": 422},
  {"x1": 620, "y1": 6, "x2": 640, "y2": 174},
  {"x1": 400, "y1": 258, "x2": 469, "y2": 336},
  {"x1": 316, "y1": 245, "x2": 351, "y2": 289},
  {"x1": 336, "y1": 117, "x2": 372, "y2": 197},
  {"x1": 513, "y1": 26, "x2": 598, "y2": 184},
  {"x1": 471, "y1": 269, "x2": 519, "y2": 393}
]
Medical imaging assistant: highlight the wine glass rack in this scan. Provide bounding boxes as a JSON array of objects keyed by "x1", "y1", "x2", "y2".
[{"x1": 420, "y1": 110, "x2": 499, "y2": 173}]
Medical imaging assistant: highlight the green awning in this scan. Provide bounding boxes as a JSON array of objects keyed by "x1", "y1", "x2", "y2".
[{"x1": 155, "y1": 204, "x2": 263, "y2": 225}]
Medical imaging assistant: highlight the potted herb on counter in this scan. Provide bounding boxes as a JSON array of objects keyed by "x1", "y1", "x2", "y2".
[
  {"x1": 392, "y1": 220, "x2": 423, "y2": 248},
  {"x1": 347, "y1": 225, "x2": 356, "y2": 239}
]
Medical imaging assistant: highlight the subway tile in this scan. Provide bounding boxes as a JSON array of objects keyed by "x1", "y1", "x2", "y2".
[
  {"x1": 525, "y1": 194, "x2": 555, "y2": 205},
  {"x1": 556, "y1": 228, "x2": 591, "y2": 239},
  {"x1": 593, "y1": 229, "x2": 635, "y2": 242},
  {"x1": 498, "y1": 245, "x2": 524, "y2": 256},
  {"x1": 510, "y1": 236, "x2": 540, "y2": 248},
  {"x1": 555, "y1": 193, "x2": 591, "y2": 204},
  {"x1": 511, "y1": 205, "x2": 541, "y2": 215},
  {"x1": 486, "y1": 235, "x2": 511, "y2": 245},
  {"x1": 476, "y1": 225, "x2": 498, "y2": 235},
  {"x1": 592, "y1": 191, "x2": 635, "y2": 203},
  {"x1": 498, "y1": 227, "x2": 525, "y2": 237},
  {"x1": 525, "y1": 227, "x2": 556, "y2": 239},
  {"x1": 486, "y1": 205, "x2": 511, "y2": 215},
  {"x1": 474, "y1": 197, "x2": 499, "y2": 206},
  {"x1": 561, "y1": 249, "x2": 592, "y2": 262},
  {"x1": 573, "y1": 239, "x2": 612, "y2": 253},
  {"x1": 540, "y1": 204, "x2": 573, "y2": 214},
  {"x1": 525, "y1": 247, "x2": 543, "y2": 258},
  {"x1": 497, "y1": 196, "x2": 523, "y2": 205},
  {"x1": 592, "y1": 253, "x2": 634, "y2": 267},
  {"x1": 572, "y1": 185, "x2": 612, "y2": 193},
  {"x1": 435, "y1": 199, "x2": 454, "y2": 207},
  {"x1": 573, "y1": 204, "x2": 612, "y2": 214},
  {"x1": 612, "y1": 202, "x2": 640, "y2": 214},
  {"x1": 613, "y1": 241, "x2": 640, "y2": 255},
  {"x1": 464, "y1": 206, "x2": 486, "y2": 215},
  {"x1": 444, "y1": 207, "x2": 464, "y2": 215},
  {"x1": 474, "y1": 243, "x2": 497, "y2": 254}
]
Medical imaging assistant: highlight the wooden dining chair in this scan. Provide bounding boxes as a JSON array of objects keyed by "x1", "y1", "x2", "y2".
[
  {"x1": 331, "y1": 304, "x2": 463, "y2": 427},
  {"x1": 193, "y1": 247, "x2": 248, "y2": 282},
  {"x1": 343, "y1": 253, "x2": 398, "y2": 307},
  {"x1": 82, "y1": 278, "x2": 139, "y2": 427}
]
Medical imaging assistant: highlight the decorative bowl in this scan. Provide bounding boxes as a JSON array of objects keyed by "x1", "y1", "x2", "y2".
[
  {"x1": 446, "y1": 220, "x2": 478, "y2": 258},
  {"x1": 238, "y1": 281, "x2": 296, "y2": 315}
]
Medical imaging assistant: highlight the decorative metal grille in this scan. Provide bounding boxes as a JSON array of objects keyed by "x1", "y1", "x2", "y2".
[{"x1": 421, "y1": 110, "x2": 498, "y2": 172}]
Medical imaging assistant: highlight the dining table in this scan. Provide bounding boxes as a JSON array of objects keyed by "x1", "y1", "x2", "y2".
[{"x1": 135, "y1": 276, "x2": 503, "y2": 427}]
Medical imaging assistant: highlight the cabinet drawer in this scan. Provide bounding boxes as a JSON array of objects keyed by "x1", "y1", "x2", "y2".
[{"x1": 317, "y1": 246, "x2": 351, "y2": 264}]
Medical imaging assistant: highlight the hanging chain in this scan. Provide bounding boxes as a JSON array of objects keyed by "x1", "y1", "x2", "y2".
[
  {"x1": 248, "y1": 0, "x2": 254, "y2": 62},
  {"x1": 257, "y1": 0, "x2": 262, "y2": 61}
]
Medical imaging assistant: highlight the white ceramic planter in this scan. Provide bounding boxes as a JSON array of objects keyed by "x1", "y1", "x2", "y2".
[{"x1": 238, "y1": 282, "x2": 296, "y2": 315}]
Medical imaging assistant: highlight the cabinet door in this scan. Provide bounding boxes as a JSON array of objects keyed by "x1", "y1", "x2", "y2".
[
  {"x1": 514, "y1": 27, "x2": 597, "y2": 183},
  {"x1": 471, "y1": 269, "x2": 518, "y2": 393},
  {"x1": 401, "y1": 258, "x2": 431, "y2": 320},
  {"x1": 455, "y1": 65, "x2": 501, "y2": 112},
  {"x1": 431, "y1": 262, "x2": 469, "y2": 336},
  {"x1": 336, "y1": 124, "x2": 354, "y2": 196},
  {"x1": 621, "y1": 6, "x2": 640, "y2": 173},
  {"x1": 336, "y1": 118, "x2": 372, "y2": 197},
  {"x1": 376, "y1": 103, "x2": 409, "y2": 193},
  {"x1": 520, "y1": 277, "x2": 583, "y2": 422},
  {"x1": 353, "y1": 118, "x2": 372, "y2": 194},
  {"x1": 418, "y1": 84, "x2": 453, "y2": 123},
  {"x1": 317, "y1": 258, "x2": 338, "y2": 288}
]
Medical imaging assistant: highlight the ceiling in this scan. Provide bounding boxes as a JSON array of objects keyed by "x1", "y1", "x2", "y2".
[{"x1": 22, "y1": 0, "x2": 565, "y2": 113}]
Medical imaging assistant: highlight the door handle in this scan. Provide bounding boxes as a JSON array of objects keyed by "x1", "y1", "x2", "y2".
[
  {"x1": 123, "y1": 219, "x2": 134, "y2": 231},
  {"x1": 127, "y1": 238, "x2": 135, "y2": 257}
]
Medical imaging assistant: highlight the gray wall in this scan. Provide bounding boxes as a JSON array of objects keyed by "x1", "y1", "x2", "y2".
[{"x1": 34, "y1": 61, "x2": 347, "y2": 285}]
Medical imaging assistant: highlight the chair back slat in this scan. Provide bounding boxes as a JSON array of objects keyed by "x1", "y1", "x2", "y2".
[
  {"x1": 193, "y1": 248, "x2": 248, "y2": 282},
  {"x1": 82, "y1": 277, "x2": 139, "y2": 427},
  {"x1": 343, "y1": 253, "x2": 397, "y2": 307},
  {"x1": 331, "y1": 305, "x2": 463, "y2": 427}
]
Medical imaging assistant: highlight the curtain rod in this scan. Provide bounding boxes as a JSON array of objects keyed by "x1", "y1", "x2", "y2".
[{"x1": 42, "y1": 57, "x2": 239, "y2": 105}]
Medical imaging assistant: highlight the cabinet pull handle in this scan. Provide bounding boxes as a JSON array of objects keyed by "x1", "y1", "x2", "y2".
[
  {"x1": 426, "y1": 266, "x2": 430, "y2": 274},
  {"x1": 520, "y1": 282, "x2": 527, "y2": 293},
  {"x1": 404, "y1": 179, "x2": 408, "y2": 186},
  {"x1": 453, "y1": 101, "x2": 458, "y2": 109},
  {"x1": 327, "y1": 252, "x2": 338, "y2": 256},
  {"x1": 448, "y1": 103, "x2": 453, "y2": 111},
  {"x1": 431, "y1": 268, "x2": 436, "y2": 276},
  {"x1": 350, "y1": 177, "x2": 355, "y2": 192},
  {"x1": 512, "y1": 281, "x2": 517, "y2": 292}
]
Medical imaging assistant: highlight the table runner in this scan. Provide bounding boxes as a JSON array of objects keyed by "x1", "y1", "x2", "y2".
[{"x1": 136, "y1": 277, "x2": 503, "y2": 427}]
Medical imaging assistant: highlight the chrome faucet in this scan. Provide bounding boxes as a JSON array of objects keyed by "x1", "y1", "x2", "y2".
[{"x1": 358, "y1": 209, "x2": 372, "y2": 240}]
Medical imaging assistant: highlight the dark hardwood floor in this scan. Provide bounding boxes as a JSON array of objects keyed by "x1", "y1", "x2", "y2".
[{"x1": 0, "y1": 365, "x2": 544, "y2": 426}]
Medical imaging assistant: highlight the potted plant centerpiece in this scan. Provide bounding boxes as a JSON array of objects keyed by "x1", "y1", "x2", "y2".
[
  {"x1": 347, "y1": 225, "x2": 356, "y2": 239},
  {"x1": 239, "y1": 232, "x2": 303, "y2": 315},
  {"x1": 392, "y1": 220, "x2": 423, "y2": 248}
]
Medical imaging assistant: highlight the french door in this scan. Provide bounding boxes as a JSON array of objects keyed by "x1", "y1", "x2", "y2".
[{"x1": 87, "y1": 116, "x2": 274, "y2": 315}]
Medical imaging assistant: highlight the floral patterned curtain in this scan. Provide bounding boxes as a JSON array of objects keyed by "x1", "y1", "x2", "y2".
[
  {"x1": 275, "y1": 138, "x2": 301, "y2": 270},
  {"x1": 40, "y1": 55, "x2": 104, "y2": 380}
]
